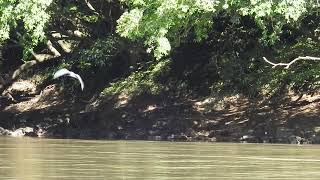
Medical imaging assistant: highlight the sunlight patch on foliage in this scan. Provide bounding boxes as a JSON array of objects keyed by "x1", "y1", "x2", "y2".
[
  {"x1": 117, "y1": 0, "x2": 219, "y2": 59},
  {"x1": 117, "y1": 0, "x2": 312, "y2": 59},
  {"x1": 116, "y1": 8, "x2": 144, "y2": 38},
  {"x1": 0, "y1": 0, "x2": 53, "y2": 58},
  {"x1": 102, "y1": 59, "x2": 171, "y2": 96}
]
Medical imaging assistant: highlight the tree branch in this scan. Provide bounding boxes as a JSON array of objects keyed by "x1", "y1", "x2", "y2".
[{"x1": 263, "y1": 56, "x2": 320, "y2": 69}]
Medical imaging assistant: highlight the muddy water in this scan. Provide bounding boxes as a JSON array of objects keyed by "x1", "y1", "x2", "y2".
[{"x1": 0, "y1": 137, "x2": 319, "y2": 179}]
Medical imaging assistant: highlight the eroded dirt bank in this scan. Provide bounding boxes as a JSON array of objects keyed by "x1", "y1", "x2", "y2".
[{"x1": 1, "y1": 79, "x2": 320, "y2": 144}]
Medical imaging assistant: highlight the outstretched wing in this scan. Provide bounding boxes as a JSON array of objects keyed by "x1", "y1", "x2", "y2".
[
  {"x1": 53, "y1": 68, "x2": 85, "y2": 91},
  {"x1": 53, "y1": 68, "x2": 71, "y2": 79},
  {"x1": 74, "y1": 74, "x2": 85, "y2": 91}
]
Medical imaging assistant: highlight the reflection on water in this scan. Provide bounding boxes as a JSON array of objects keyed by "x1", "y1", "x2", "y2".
[{"x1": 0, "y1": 137, "x2": 319, "y2": 179}]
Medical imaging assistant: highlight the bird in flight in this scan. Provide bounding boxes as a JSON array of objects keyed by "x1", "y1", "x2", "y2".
[{"x1": 53, "y1": 68, "x2": 84, "y2": 91}]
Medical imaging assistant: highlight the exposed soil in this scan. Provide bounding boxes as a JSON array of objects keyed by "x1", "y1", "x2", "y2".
[{"x1": 1, "y1": 79, "x2": 320, "y2": 144}]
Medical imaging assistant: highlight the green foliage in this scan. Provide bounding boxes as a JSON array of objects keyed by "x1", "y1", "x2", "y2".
[
  {"x1": 0, "y1": 0, "x2": 53, "y2": 58},
  {"x1": 274, "y1": 37, "x2": 320, "y2": 95},
  {"x1": 76, "y1": 36, "x2": 120, "y2": 71},
  {"x1": 116, "y1": 0, "x2": 314, "y2": 59},
  {"x1": 233, "y1": 0, "x2": 309, "y2": 44},
  {"x1": 57, "y1": 1, "x2": 100, "y2": 24},
  {"x1": 0, "y1": 0, "x2": 318, "y2": 101},
  {"x1": 165, "y1": 11, "x2": 320, "y2": 98},
  {"x1": 216, "y1": 35, "x2": 320, "y2": 97},
  {"x1": 117, "y1": 0, "x2": 218, "y2": 59},
  {"x1": 102, "y1": 59, "x2": 171, "y2": 96}
]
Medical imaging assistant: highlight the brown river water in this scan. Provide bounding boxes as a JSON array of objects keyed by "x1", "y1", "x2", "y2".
[{"x1": 0, "y1": 137, "x2": 319, "y2": 179}]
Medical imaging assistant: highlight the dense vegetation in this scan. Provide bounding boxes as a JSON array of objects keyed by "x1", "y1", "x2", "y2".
[
  {"x1": 1, "y1": 0, "x2": 320, "y2": 143},
  {"x1": 1, "y1": 0, "x2": 319, "y2": 99}
]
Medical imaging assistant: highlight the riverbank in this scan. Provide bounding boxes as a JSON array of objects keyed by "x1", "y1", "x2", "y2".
[
  {"x1": 1, "y1": 0, "x2": 320, "y2": 145},
  {"x1": 1, "y1": 79, "x2": 320, "y2": 144}
]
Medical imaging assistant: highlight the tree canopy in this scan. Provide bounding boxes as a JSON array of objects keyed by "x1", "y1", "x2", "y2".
[
  {"x1": 116, "y1": 0, "x2": 315, "y2": 59},
  {"x1": 0, "y1": 0, "x2": 52, "y2": 57},
  {"x1": 1, "y1": 0, "x2": 317, "y2": 59}
]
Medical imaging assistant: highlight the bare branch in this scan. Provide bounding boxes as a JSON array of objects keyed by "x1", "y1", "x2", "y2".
[
  {"x1": 263, "y1": 56, "x2": 320, "y2": 69},
  {"x1": 46, "y1": 40, "x2": 61, "y2": 57}
]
